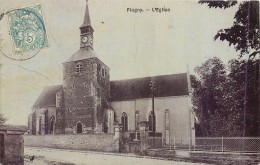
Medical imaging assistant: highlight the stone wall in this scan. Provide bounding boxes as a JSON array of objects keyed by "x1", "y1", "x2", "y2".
[
  {"x1": 190, "y1": 152, "x2": 260, "y2": 164},
  {"x1": 0, "y1": 125, "x2": 27, "y2": 165},
  {"x1": 147, "y1": 137, "x2": 162, "y2": 148},
  {"x1": 24, "y1": 134, "x2": 117, "y2": 152},
  {"x1": 4, "y1": 134, "x2": 24, "y2": 164}
]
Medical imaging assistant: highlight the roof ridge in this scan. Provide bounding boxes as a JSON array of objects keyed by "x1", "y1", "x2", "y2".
[
  {"x1": 111, "y1": 73, "x2": 187, "y2": 82},
  {"x1": 44, "y1": 84, "x2": 62, "y2": 88},
  {"x1": 64, "y1": 48, "x2": 97, "y2": 63}
]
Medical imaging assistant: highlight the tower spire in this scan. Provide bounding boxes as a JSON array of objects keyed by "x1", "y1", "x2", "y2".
[
  {"x1": 81, "y1": 0, "x2": 91, "y2": 27},
  {"x1": 79, "y1": 0, "x2": 94, "y2": 49}
]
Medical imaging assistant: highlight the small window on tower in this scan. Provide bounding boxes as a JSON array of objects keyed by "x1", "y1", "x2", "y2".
[
  {"x1": 101, "y1": 68, "x2": 105, "y2": 77},
  {"x1": 56, "y1": 93, "x2": 60, "y2": 107},
  {"x1": 91, "y1": 83, "x2": 95, "y2": 95},
  {"x1": 76, "y1": 63, "x2": 83, "y2": 73}
]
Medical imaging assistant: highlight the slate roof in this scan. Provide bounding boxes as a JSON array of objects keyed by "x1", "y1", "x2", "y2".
[
  {"x1": 32, "y1": 85, "x2": 62, "y2": 108},
  {"x1": 110, "y1": 73, "x2": 189, "y2": 101},
  {"x1": 65, "y1": 48, "x2": 97, "y2": 63},
  {"x1": 32, "y1": 73, "x2": 189, "y2": 108}
]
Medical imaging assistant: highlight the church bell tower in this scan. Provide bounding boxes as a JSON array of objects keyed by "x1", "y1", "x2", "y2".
[
  {"x1": 63, "y1": 0, "x2": 110, "y2": 134},
  {"x1": 80, "y1": 0, "x2": 94, "y2": 49}
]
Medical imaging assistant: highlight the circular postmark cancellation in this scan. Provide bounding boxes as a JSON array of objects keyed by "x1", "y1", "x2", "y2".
[{"x1": 0, "y1": 4, "x2": 48, "y2": 61}]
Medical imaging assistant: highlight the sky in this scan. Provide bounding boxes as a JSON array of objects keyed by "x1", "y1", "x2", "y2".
[{"x1": 0, "y1": 0, "x2": 239, "y2": 125}]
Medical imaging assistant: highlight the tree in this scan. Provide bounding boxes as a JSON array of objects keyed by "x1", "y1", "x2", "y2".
[
  {"x1": 194, "y1": 1, "x2": 260, "y2": 137},
  {"x1": 192, "y1": 57, "x2": 227, "y2": 136},
  {"x1": 199, "y1": 1, "x2": 259, "y2": 59},
  {"x1": 192, "y1": 57, "x2": 260, "y2": 137},
  {"x1": 0, "y1": 113, "x2": 6, "y2": 125},
  {"x1": 226, "y1": 59, "x2": 259, "y2": 136}
]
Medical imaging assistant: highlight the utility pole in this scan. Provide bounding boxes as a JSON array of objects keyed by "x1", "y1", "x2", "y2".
[
  {"x1": 133, "y1": 86, "x2": 139, "y2": 142},
  {"x1": 150, "y1": 80, "x2": 156, "y2": 147},
  {"x1": 187, "y1": 64, "x2": 192, "y2": 149},
  {"x1": 150, "y1": 80, "x2": 156, "y2": 133},
  {"x1": 152, "y1": 86, "x2": 155, "y2": 134}
]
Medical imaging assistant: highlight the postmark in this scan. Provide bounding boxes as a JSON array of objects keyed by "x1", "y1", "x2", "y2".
[{"x1": 2, "y1": 4, "x2": 48, "y2": 60}]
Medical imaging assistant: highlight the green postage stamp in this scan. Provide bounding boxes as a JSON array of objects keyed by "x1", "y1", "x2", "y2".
[{"x1": 7, "y1": 5, "x2": 48, "y2": 54}]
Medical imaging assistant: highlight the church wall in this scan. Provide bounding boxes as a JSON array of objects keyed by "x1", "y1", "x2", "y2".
[
  {"x1": 34, "y1": 108, "x2": 46, "y2": 135},
  {"x1": 46, "y1": 107, "x2": 57, "y2": 134},
  {"x1": 28, "y1": 114, "x2": 32, "y2": 133},
  {"x1": 32, "y1": 107, "x2": 58, "y2": 135},
  {"x1": 55, "y1": 90, "x2": 65, "y2": 134},
  {"x1": 31, "y1": 111, "x2": 36, "y2": 135},
  {"x1": 106, "y1": 109, "x2": 114, "y2": 133},
  {"x1": 55, "y1": 107, "x2": 65, "y2": 134},
  {"x1": 96, "y1": 59, "x2": 110, "y2": 99},
  {"x1": 111, "y1": 96, "x2": 195, "y2": 144},
  {"x1": 95, "y1": 59, "x2": 110, "y2": 132}
]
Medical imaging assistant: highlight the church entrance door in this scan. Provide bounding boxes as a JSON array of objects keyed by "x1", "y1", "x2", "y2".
[{"x1": 77, "y1": 123, "x2": 82, "y2": 134}]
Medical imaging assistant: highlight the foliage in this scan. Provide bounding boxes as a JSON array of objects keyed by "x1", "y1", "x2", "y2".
[
  {"x1": 199, "y1": 1, "x2": 259, "y2": 58},
  {"x1": 192, "y1": 57, "x2": 259, "y2": 137},
  {"x1": 226, "y1": 59, "x2": 259, "y2": 136},
  {"x1": 192, "y1": 57, "x2": 227, "y2": 136},
  {"x1": 0, "y1": 113, "x2": 6, "y2": 125}
]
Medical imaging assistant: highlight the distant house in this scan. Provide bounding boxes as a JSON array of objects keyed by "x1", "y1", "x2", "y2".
[{"x1": 28, "y1": 1, "x2": 195, "y2": 144}]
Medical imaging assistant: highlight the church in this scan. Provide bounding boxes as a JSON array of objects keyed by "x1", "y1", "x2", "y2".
[{"x1": 28, "y1": 1, "x2": 195, "y2": 144}]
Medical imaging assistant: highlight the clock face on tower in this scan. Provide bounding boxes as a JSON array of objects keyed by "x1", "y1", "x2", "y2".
[{"x1": 81, "y1": 36, "x2": 88, "y2": 43}]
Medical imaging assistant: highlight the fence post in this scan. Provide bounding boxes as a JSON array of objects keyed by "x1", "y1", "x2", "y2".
[
  {"x1": 174, "y1": 136, "x2": 176, "y2": 150},
  {"x1": 221, "y1": 137, "x2": 224, "y2": 153},
  {"x1": 170, "y1": 139, "x2": 171, "y2": 150},
  {"x1": 194, "y1": 139, "x2": 195, "y2": 151},
  {"x1": 189, "y1": 137, "x2": 191, "y2": 151}
]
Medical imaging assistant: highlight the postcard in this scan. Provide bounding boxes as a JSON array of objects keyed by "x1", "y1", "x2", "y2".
[{"x1": 0, "y1": 0, "x2": 259, "y2": 164}]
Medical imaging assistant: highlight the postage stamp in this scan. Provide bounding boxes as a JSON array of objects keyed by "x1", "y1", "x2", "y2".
[{"x1": 7, "y1": 4, "x2": 48, "y2": 54}]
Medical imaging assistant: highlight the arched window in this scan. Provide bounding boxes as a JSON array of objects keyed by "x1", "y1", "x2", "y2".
[
  {"x1": 50, "y1": 116, "x2": 55, "y2": 134},
  {"x1": 121, "y1": 112, "x2": 128, "y2": 131},
  {"x1": 38, "y1": 116, "x2": 42, "y2": 134},
  {"x1": 135, "y1": 111, "x2": 139, "y2": 130},
  {"x1": 76, "y1": 122, "x2": 83, "y2": 134},
  {"x1": 148, "y1": 111, "x2": 156, "y2": 132},
  {"x1": 165, "y1": 109, "x2": 170, "y2": 130},
  {"x1": 101, "y1": 67, "x2": 105, "y2": 77},
  {"x1": 103, "y1": 122, "x2": 108, "y2": 133}
]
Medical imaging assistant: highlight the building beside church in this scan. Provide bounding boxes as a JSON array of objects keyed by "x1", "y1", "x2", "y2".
[{"x1": 28, "y1": 1, "x2": 195, "y2": 144}]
